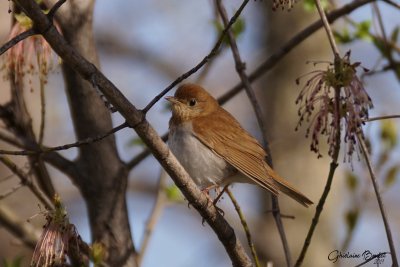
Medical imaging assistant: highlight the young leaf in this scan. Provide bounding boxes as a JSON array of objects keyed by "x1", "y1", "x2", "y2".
[
  {"x1": 355, "y1": 20, "x2": 372, "y2": 41},
  {"x1": 345, "y1": 209, "x2": 359, "y2": 231},
  {"x1": 165, "y1": 185, "x2": 183, "y2": 202},
  {"x1": 380, "y1": 119, "x2": 397, "y2": 150},
  {"x1": 391, "y1": 26, "x2": 399, "y2": 43},
  {"x1": 345, "y1": 171, "x2": 358, "y2": 191},
  {"x1": 334, "y1": 28, "x2": 353, "y2": 44},
  {"x1": 384, "y1": 166, "x2": 398, "y2": 187},
  {"x1": 127, "y1": 137, "x2": 145, "y2": 147}
]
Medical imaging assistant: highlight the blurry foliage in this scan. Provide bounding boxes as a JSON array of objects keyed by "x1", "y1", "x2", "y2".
[
  {"x1": 213, "y1": 17, "x2": 245, "y2": 46},
  {"x1": 342, "y1": 119, "x2": 399, "y2": 249},
  {"x1": 334, "y1": 21, "x2": 372, "y2": 44},
  {"x1": 2, "y1": 256, "x2": 23, "y2": 267},
  {"x1": 334, "y1": 18, "x2": 400, "y2": 80},
  {"x1": 127, "y1": 137, "x2": 145, "y2": 148},
  {"x1": 165, "y1": 184, "x2": 184, "y2": 203},
  {"x1": 302, "y1": 0, "x2": 329, "y2": 12},
  {"x1": 90, "y1": 242, "x2": 106, "y2": 267}
]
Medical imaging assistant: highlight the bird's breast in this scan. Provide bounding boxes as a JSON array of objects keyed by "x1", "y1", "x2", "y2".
[{"x1": 168, "y1": 122, "x2": 235, "y2": 188}]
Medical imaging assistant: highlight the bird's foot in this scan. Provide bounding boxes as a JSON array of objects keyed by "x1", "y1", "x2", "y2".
[{"x1": 201, "y1": 186, "x2": 225, "y2": 225}]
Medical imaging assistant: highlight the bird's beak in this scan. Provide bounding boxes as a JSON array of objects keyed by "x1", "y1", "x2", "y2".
[{"x1": 165, "y1": 96, "x2": 179, "y2": 105}]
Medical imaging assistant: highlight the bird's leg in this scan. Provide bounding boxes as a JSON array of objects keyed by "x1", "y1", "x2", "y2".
[
  {"x1": 200, "y1": 184, "x2": 225, "y2": 225},
  {"x1": 213, "y1": 184, "x2": 230, "y2": 206}
]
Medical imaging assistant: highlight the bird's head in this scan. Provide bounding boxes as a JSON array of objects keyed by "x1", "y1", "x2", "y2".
[{"x1": 166, "y1": 83, "x2": 219, "y2": 122}]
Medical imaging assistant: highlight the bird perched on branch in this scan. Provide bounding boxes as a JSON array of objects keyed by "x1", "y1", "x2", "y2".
[{"x1": 166, "y1": 83, "x2": 312, "y2": 207}]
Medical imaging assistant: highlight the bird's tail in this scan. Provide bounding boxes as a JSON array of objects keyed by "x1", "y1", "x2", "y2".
[{"x1": 267, "y1": 168, "x2": 313, "y2": 207}]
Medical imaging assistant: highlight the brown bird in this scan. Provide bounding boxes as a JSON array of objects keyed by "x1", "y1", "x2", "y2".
[{"x1": 166, "y1": 83, "x2": 313, "y2": 207}]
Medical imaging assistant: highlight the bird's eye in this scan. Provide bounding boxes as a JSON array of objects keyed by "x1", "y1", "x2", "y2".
[{"x1": 189, "y1": 99, "x2": 197, "y2": 106}]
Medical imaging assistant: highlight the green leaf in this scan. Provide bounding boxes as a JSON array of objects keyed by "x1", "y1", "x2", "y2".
[
  {"x1": 376, "y1": 151, "x2": 389, "y2": 170},
  {"x1": 334, "y1": 28, "x2": 353, "y2": 44},
  {"x1": 91, "y1": 242, "x2": 106, "y2": 266},
  {"x1": 380, "y1": 119, "x2": 397, "y2": 150},
  {"x1": 345, "y1": 171, "x2": 358, "y2": 191},
  {"x1": 391, "y1": 26, "x2": 399, "y2": 43},
  {"x1": 126, "y1": 137, "x2": 145, "y2": 147},
  {"x1": 345, "y1": 209, "x2": 359, "y2": 231},
  {"x1": 384, "y1": 166, "x2": 398, "y2": 187},
  {"x1": 212, "y1": 17, "x2": 245, "y2": 45},
  {"x1": 165, "y1": 185, "x2": 183, "y2": 202},
  {"x1": 302, "y1": 0, "x2": 329, "y2": 12},
  {"x1": 355, "y1": 20, "x2": 372, "y2": 41},
  {"x1": 232, "y1": 17, "x2": 245, "y2": 39}
]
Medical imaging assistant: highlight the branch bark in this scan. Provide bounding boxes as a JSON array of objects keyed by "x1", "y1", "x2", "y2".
[{"x1": 13, "y1": 0, "x2": 252, "y2": 266}]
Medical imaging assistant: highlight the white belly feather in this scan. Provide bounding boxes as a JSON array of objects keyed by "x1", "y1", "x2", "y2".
[{"x1": 168, "y1": 122, "x2": 235, "y2": 188}]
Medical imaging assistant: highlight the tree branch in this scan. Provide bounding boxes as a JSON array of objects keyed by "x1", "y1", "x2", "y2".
[
  {"x1": 0, "y1": 122, "x2": 128, "y2": 156},
  {"x1": 0, "y1": 204, "x2": 39, "y2": 249},
  {"x1": 125, "y1": 0, "x2": 376, "y2": 170},
  {"x1": 215, "y1": 1, "x2": 292, "y2": 266},
  {"x1": 357, "y1": 134, "x2": 398, "y2": 266},
  {"x1": 141, "y1": 0, "x2": 250, "y2": 113},
  {"x1": 13, "y1": 0, "x2": 252, "y2": 265},
  {"x1": 0, "y1": 156, "x2": 54, "y2": 210},
  {"x1": 295, "y1": 82, "x2": 342, "y2": 267},
  {"x1": 366, "y1": 115, "x2": 400, "y2": 122},
  {"x1": 226, "y1": 189, "x2": 260, "y2": 267},
  {"x1": 0, "y1": 29, "x2": 35, "y2": 56},
  {"x1": 138, "y1": 170, "x2": 168, "y2": 265},
  {"x1": 218, "y1": 0, "x2": 375, "y2": 105}
]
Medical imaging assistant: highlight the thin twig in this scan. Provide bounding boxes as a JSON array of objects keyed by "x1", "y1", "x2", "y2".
[
  {"x1": 218, "y1": 0, "x2": 375, "y2": 105},
  {"x1": 226, "y1": 189, "x2": 261, "y2": 267},
  {"x1": 141, "y1": 0, "x2": 250, "y2": 113},
  {"x1": 16, "y1": 1, "x2": 253, "y2": 265},
  {"x1": 314, "y1": 0, "x2": 340, "y2": 56},
  {"x1": 0, "y1": 29, "x2": 35, "y2": 56},
  {"x1": 46, "y1": 0, "x2": 66, "y2": 19},
  {"x1": 357, "y1": 134, "x2": 398, "y2": 266},
  {"x1": 382, "y1": 0, "x2": 400, "y2": 9},
  {"x1": 0, "y1": 183, "x2": 23, "y2": 200},
  {"x1": 0, "y1": 122, "x2": 128, "y2": 156},
  {"x1": 38, "y1": 66, "x2": 46, "y2": 145},
  {"x1": 125, "y1": 0, "x2": 376, "y2": 171},
  {"x1": 0, "y1": 131, "x2": 24, "y2": 148},
  {"x1": 0, "y1": 173, "x2": 16, "y2": 183},
  {"x1": 0, "y1": 156, "x2": 54, "y2": 210},
  {"x1": 215, "y1": 0, "x2": 271, "y2": 159},
  {"x1": 295, "y1": 161, "x2": 339, "y2": 267},
  {"x1": 0, "y1": 204, "x2": 39, "y2": 249},
  {"x1": 295, "y1": 87, "x2": 342, "y2": 267},
  {"x1": 372, "y1": 2, "x2": 400, "y2": 80},
  {"x1": 216, "y1": 1, "x2": 292, "y2": 265},
  {"x1": 365, "y1": 115, "x2": 400, "y2": 122},
  {"x1": 138, "y1": 169, "x2": 168, "y2": 265}
]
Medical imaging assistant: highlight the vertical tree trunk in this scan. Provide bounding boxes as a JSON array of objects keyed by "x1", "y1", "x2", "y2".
[{"x1": 55, "y1": 1, "x2": 137, "y2": 266}]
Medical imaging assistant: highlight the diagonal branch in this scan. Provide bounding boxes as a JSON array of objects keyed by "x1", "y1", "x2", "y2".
[
  {"x1": 216, "y1": 0, "x2": 292, "y2": 266},
  {"x1": 357, "y1": 134, "x2": 398, "y2": 266},
  {"x1": 141, "y1": 0, "x2": 250, "y2": 113},
  {"x1": 0, "y1": 122, "x2": 128, "y2": 156},
  {"x1": 0, "y1": 156, "x2": 54, "y2": 209},
  {"x1": 13, "y1": 0, "x2": 252, "y2": 265},
  {"x1": 0, "y1": 204, "x2": 39, "y2": 249},
  {"x1": 0, "y1": 29, "x2": 35, "y2": 56},
  {"x1": 125, "y1": 0, "x2": 376, "y2": 171}
]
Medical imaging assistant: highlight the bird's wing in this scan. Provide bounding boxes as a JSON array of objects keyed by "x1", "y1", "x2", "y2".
[
  {"x1": 192, "y1": 108, "x2": 313, "y2": 207},
  {"x1": 192, "y1": 108, "x2": 279, "y2": 194}
]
